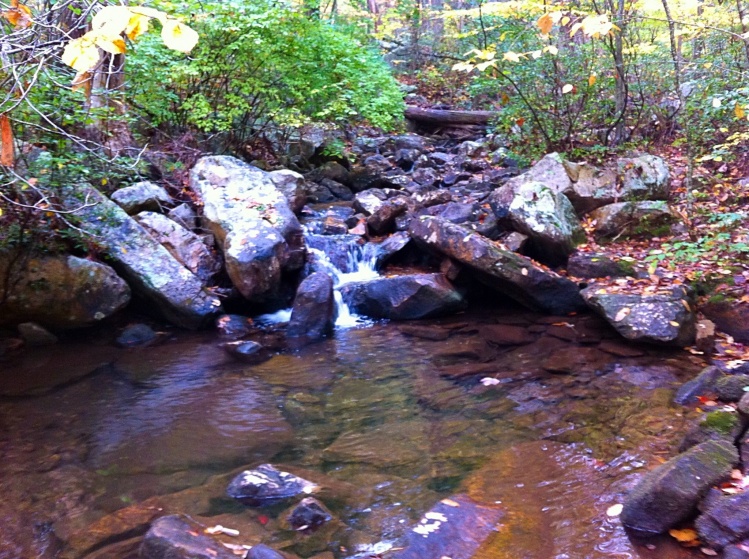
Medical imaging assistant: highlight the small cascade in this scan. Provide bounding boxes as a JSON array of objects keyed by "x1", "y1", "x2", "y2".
[{"x1": 305, "y1": 236, "x2": 380, "y2": 328}]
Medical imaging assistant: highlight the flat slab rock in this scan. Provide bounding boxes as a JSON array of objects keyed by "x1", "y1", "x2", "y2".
[
  {"x1": 392, "y1": 493, "x2": 504, "y2": 559},
  {"x1": 581, "y1": 285, "x2": 696, "y2": 346}
]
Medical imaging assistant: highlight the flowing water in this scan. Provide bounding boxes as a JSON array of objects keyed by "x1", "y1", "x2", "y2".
[{"x1": 0, "y1": 308, "x2": 708, "y2": 559}]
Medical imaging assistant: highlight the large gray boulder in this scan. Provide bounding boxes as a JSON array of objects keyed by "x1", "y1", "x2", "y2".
[
  {"x1": 618, "y1": 153, "x2": 670, "y2": 199},
  {"x1": 190, "y1": 156, "x2": 305, "y2": 301},
  {"x1": 64, "y1": 186, "x2": 221, "y2": 329},
  {"x1": 490, "y1": 180, "x2": 584, "y2": 265},
  {"x1": 135, "y1": 211, "x2": 221, "y2": 282},
  {"x1": 0, "y1": 253, "x2": 130, "y2": 330},
  {"x1": 582, "y1": 285, "x2": 696, "y2": 346},
  {"x1": 409, "y1": 216, "x2": 585, "y2": 314},
  {"x1": 287, "y1": 272, "x2": 336, "y2": 343},
  {"x1": 564, "y1": 162, "x2": 618, "y2": 214},
  {"x1": 620, "y1": 440, "x2": 738, "y2": 534},
  {"x1": 502, "y1": 152, "x2": 572, "y2": 195},
  {"x1": 340, "y1": 273, "x2": 465, "y2": 320},
  {"x1": 589, "y1": 201, "x2": 676, "y2": 239}
]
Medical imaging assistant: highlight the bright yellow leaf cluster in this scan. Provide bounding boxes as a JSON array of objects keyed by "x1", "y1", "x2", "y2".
[{"x1": 61, "y1": 5, "x2": 199, "y2": 85}]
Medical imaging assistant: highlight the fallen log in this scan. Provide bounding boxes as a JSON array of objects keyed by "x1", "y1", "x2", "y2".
[{"x1": 404, "y1": 105, "x2": 497, "y2": 126}]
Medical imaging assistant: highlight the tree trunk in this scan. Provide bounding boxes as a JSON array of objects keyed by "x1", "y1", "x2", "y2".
[{"x1": 404, "y1": 105, "x2": 497, "y2": 126}]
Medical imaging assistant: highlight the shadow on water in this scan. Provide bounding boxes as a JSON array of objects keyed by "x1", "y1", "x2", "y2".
[{"x1": 0, "y1": 311, "x2": 707, "y2": 558}]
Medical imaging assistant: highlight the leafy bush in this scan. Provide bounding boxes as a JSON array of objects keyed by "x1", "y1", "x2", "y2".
[{"x1": 128, "y1": 0, "x2": 404, "y2": 152}]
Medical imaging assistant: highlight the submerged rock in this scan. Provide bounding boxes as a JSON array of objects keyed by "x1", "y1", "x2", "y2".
[
  {"x1": 141, "y1": 515, "x2": 236, "y2": 559},
  {"x1": 674, "y1": 365, "x2": 724, "y2": 405},
  {"x1": 620, "y1": 439, "x2": 738, "y2": 534},
  {"x1": 116, "y1": 323, "x2": 158, "y2": 348},
  {"x1": 285, "y1": 497, "x2": 333, "y2": 531},
  {"x1": 17, "y1": 322, "x2": 58, "y2": 346},
  {"x1": 190, "y1": 156, "x2": 305, "y2": 301},
  {"x1": 221, "y1": 340, "x2": 270, "y2": 364},
  {"x1": 227, "y1": 464, "x2": 319, "y2": 506},
  {"x1": 581, "y1": 285, "x2": 696, "y2": 346},
  {"x1": 340, "y1": 273, "x2": 465, "y2": 320},
  {"x1": 0, "y1": 253, "x2": 130, "y2": 330},
  {"x1": 392, "y1": 493, "x2": 503, "y2": 559},
  {"x1": 287, "y1": 272, "x2": 336, "y2": 343},
  {"x1": 409, "y1": 216, "x2": 585, "y2": 314}
]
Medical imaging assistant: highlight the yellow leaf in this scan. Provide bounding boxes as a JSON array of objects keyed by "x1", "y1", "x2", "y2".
[
  {"x1": 562, "y1": 83, "x2": 574, "y2": 94},
  {"x1": 531, "y1": 50, "x2": 542, "y2": 59},
  {"x1": 476, "y1": 60, "x2": 496, "y2": 71},
  {"x1": 669, "y1": 321, "x2": 680, "y2": 327},
  {"x1": 161, "y1": 19, "x2": 199, "y2": 53},
  {"x1": 538, "y1": 12, "x2": 553, "y2": 35},
  {"x1": 570, "y1": 22, "x2": 583, "y2": 37},
  {"x1": 561, "y1": 16, "x2": 570, "y2": 25},
  {"x1": 71, "y1": 70, "x2": 92, "y2": 93},
  {"x1": 736, "y1": 105, "x2": 746, "y2": 119},
  {"x1": 91, "y1": 6, "x2": 131, "y2": 35},
  {"x1": 61, "y1": 36, "x2": 101, "y2": 72},
  {"x1": 588, "y1": 74, "x2": 597, "y2": 86},
  {"x1": 545, "y1": 45, "x2": 559, "y2": 55},
  {"x1": 129, "y1": 6, "x2": 168, "y2": 24},
  {"x1": 669, "y1": 528, "x2": 699, "y2": 543},
  {"x1": 441, "y1": 499, "x2": 460, "y2": 507},
  {"x1": 126, "y1": 13, "x2": 150, "y2": 41},
  {"x1": 503, "y1": 51, "x2": 521, "y2": 63},
  {"x1": 94, "y1": 34, "x2": 127, "y2": 55}
]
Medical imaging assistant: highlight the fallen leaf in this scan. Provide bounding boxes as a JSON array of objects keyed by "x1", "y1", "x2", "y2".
[
  {"x1": 669, "y1": 527, "x2": 699, "y2": 543},
  {"x1": 441, "y1": 499, "x2": 460, "y2": 507},
  {"x1": 606, "y1": 503, "x2": 623, "y2": 517},
  {"x1": 614, "y1": 308, "x2": 631, "y2": 322}
]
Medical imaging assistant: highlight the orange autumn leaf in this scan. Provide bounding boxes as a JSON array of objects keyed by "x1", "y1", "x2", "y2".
[
  {"x1": 2, "y1": 0, "x2": 32, "y2": 28},
  {"x1": 0, "y1": 114, "x2": 14, "y2": 167}
]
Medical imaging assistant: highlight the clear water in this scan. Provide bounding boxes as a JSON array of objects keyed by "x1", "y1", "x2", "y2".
[{"x1": 0, "y1": 311, "x2": 706, "y2": 558}]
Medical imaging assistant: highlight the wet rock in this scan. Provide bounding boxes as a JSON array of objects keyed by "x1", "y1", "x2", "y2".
[
  {"x1": 674, "y1": 366, "x2": 724, "y2": 405},
  {"x1": 17, "y1": 322, "x2": 58, "y2": 346},
  {"x1": 373, "y1": 231, "x2": 411, "y2": 266},
  {"x1": 618, "y1": 153, "x2": 670, "y2": 199},
  {"x1": 287, "y1": 272, "x2": 336, "y2": 343},
  {"x1": 409, "y1": 216, "x2": 585, "y2": 315},
  {"x1": 190, "y1": 156, "x2": 305, "y2": 301},
  {"x1": 226, "y1": 464, "x2": 319, "y2": 506},
  {"x1": 716, "y1": 374, "x2": 749, "y2": 402},
  {"x1": 479, "y1": 324, "x2": 534, "y2": 345},
  {"x1": 589, "y1": 201, "x2": 676, "y2": 239},
  {"x1": 620, "y1": 439, "x2": 738, "y2": 534},
  {"x1": 135, "y1": 211, "x2": 221, "y2": 282},
  {"x1": 490, "y1": 180, "x2": 584, "y2": 265},
  {"x1": 62, "y1": 186, "x2": 221, "y2": 329},
  {"x1": 352, "y1": 189, "x2": 388, "y2": 215},
  {"x1": 598, "y1": 339, "x2": 646, "y2": 357},
  {"x1": 702, "y1": 301, "x2": 749, "y2": 344},
  {"x1": 323, "y1": 421, "x2": 428, "y2": 468},
  {"x1": 269, "y1": 169, "x2": 308, "y2": 214},
  {"x1": 0, "y1": 253, "x2": 130, "y2": 330},
  {"x1": 567, "y1": 252, "x2": 642, "y2": 279},
  {"x1": 581, "y1": 285, "x2": 696, "y2": 346},
  {"x1": 696, "y1": 490, "x2": 749, "y2": 549},
  {"x1": 392, "y1": 493, "x2": 503, "y2": 559},
  {"x1": 216, "y1": 314, "x2": 253, "y2": 339},
  {"x1": 320, "y1": 215, "x2": 348, "y2": 235},
  {"x1": 340, "y1": 273, "x2": 465, "y2": 320},
  {"x1": 246, "y1": 544, "x2": 286, "y2": 559},
  {"x1": 221, "y1": 340, "x2": 271, "y2": 364},
  {"x1": 680, "y1": 410, "x2": 745, "y2": 451},
  {"x1": 430, "y1": 201, "x2": 476, "y2": 224},
  {"x1": 110, "y1": 181, "x2": 170, "y2": 214},
  {"x1": 286, "y1": 497, "x2": 333, "y2": 531},
  {"x1": 724, "y1": 544, "x2": 749, "y2": 559},
  {"x1": 367, "y1": 197, "x2": 409, "y2": 236},
  {"x1": 398, "y1": 324, "x2": 450, "y2": 340},
  {"x1": 141, "y1": 514, "x2": 236, "y2": 559},
  {"x1": 116, "y1": 323, "x2": 157, "y2": 347}
]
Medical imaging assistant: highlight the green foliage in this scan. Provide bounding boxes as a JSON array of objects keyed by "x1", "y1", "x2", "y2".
[{"x1": 128, "y1": 0, "x2": 404, "y2": 152}]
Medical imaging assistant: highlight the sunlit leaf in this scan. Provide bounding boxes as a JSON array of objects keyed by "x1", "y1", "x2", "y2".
[
  {"x1": 61, "y1": 36, "x2": 101, "y2": 72},
  {"x1": 546, "y1": 45, "x2": 559, "y2": 55},
  {"x1": 531, "y1": 50, "x2": 542, "y2": 59},
  {"x1": 503, "y1": 51, "x2": 521, "y2": 62},
  {"x1": 562, "y1": 83, "x2": 574, "y2": 94},
  {"x1": 161, "y1": 19, "x2": 199, "y2": 53},
  {"x1": 129, "y1": 6, "x2": 168, "y2": 24},
  {"x1": 538, "y1": 12, "x2": 553, "y2": 35},
  {"x1": 736, "y1": 105, "x2": 745, "y2": 119},
  {"x1": 606, "y1": 504, "x2": 623, "y2": 517},
  {"x1": 588, "y1": 73, "x2": 597, "y2": 86},
  {"x1": 91, "y1": 5, "x2": 131, "y2": 35},
  {"x1": 561, "y1": 16, "x2": 570, "y2": 25},
  {"x1": 614, "y1": 307, "x2": 630, "y2": 321},
  {"x1": 712, "y1": 97, "x2": 722, "y2": 108},
  {"x1": 126, "y1": 12, "x2": 150, "y2": 41},
  {"x1": 2, "y1": 1, "x2": 32, "y2": 28},
  {"x1": 94, "y1": 34, "x2": 127, "y2": 55},
  {"x1": 669, "y1": 527, "x2": 699, "y2": 543},
  {"x1": 476, "y1": 60, "x2": 496, "y2": 71}
]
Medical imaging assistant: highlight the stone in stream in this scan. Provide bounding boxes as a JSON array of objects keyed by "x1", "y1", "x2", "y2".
[
  {"x1": 680, "y1": 409, "x2": 746, "y2": 451},
  {"x1": 620, "y1": 439, "x2": 738, "y2": 534},
  {"x1": 16, "y1": 322, "x2": 58, "y2": 346},
  {"x1": 140, "y1": 514, "x2": 237, "y2": 559},
  {"x1": 409, "y1": 216, "x2": 585, "y2": 315},
  {"x1": 227, "y1": 464, "x2": 319, "y2": 506},
  {"x1": 246, "y1": 544, "x2": 286, "y2": 559},
  {"x1": 391, "y1": 493, "x2": 503, "y2": 559},
  {"x1": 0, "y1": 253, "x2": 131, "y2": 330},
  {"x1": 674, "y1": 365, "x2": 724, "y2": 405},
  {"x1": 581, "y1": 285, "x2": 696, "y2": 346},
  {"x1": 61, "y1": 185, "x2": 221, "y2": 329},
  {"x1": 716, "y1": 374, "x2": 749, "y2": 402},
  {"x1": 697, "y1": 490, "x2": 749, "y2": 549},
  {"x1": 190, "y1": 156, "x2": 305, "y2": 302},
  {"x1": 216, "y1": 314, "x2": 253, "y2": 339},
  {"x1": 287, "y1": 272, "x2": 336, "y2": 344},
  {"x1": 115, "y1": 323, "x2": 158, "y2": 348},
  {"x1": 489, "y1": 180, "x2": 585, "y2": 266},
  {"x1": 221, "y1": 340, "x2": 271, "y2": 364},
  {"x1": 286, "y1": 497, "x2": 333, "y2": 531},
  {"x1": 339, "y1": 273, "x2": 465, "y2": 320}
]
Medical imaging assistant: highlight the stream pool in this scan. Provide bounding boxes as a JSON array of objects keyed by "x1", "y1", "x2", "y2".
[{"x1": 0, "y1": 308, "x2": 707, "y2": 558}]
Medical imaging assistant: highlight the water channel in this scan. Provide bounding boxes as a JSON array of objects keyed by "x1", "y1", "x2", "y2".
[{"x1": 0, "y1": 304, "x2": 708, "y2": 559}]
